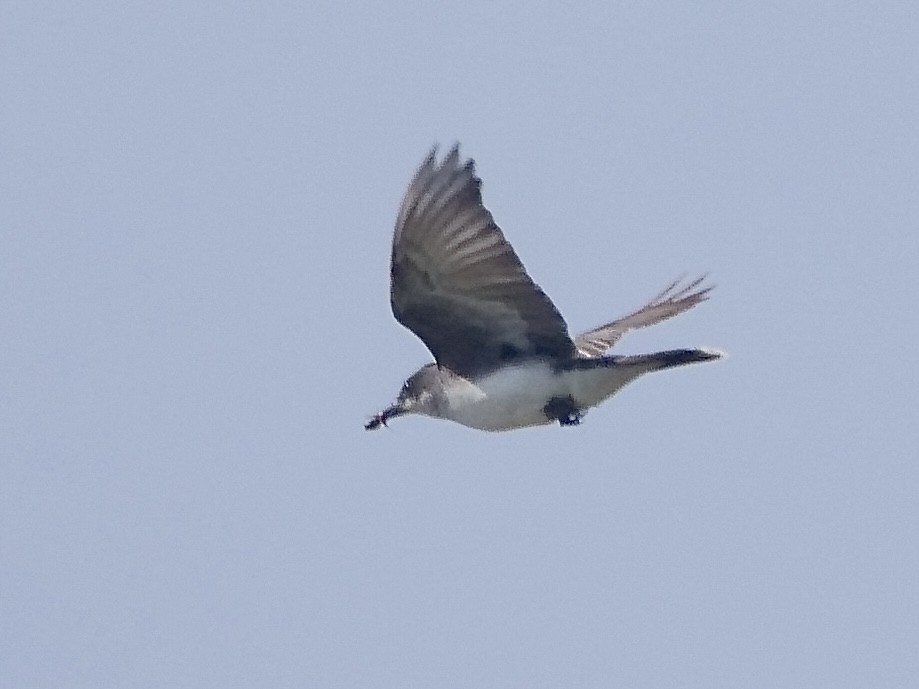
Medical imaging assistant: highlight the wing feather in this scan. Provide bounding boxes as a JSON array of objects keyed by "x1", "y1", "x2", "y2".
[
  {"x1": 574, "y1": 275, "x2": 713, "y2": 358},
  {"x1": 390, "y1": 146, "x2": 575, "y2": 375}
]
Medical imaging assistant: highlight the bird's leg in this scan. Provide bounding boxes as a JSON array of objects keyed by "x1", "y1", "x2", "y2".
[{"x1": 543, "y1": 396, "x2": 584, "y2": 427}]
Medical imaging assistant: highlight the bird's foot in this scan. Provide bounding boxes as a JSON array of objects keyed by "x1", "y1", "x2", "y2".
[
  {"x1": 543, "y1": 396, "x2": 584, "y2": 428},
  {"x1": 559, "y1": 411, "x2": 583, "y2": 427}
]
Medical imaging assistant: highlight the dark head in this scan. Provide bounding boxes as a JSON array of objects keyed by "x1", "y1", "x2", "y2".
[{"x1": 364, "y1": 365, "x2": 441, "y2": 431}]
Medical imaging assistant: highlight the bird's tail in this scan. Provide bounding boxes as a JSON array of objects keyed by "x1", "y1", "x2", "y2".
[
  {"x1": 557, "y1": 348, "x2": 724, "y2": 411},
  {"x1": 613, "y1": 348, "x2": 725, "y2": 373}
]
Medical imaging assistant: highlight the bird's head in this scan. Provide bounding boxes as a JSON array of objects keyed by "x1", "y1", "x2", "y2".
[{"x1": 364, "y1": 366, "x2": 439, "y2": 430}]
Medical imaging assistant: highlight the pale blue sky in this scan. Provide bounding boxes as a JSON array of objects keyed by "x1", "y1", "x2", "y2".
[{"x1": 2, "y1": 2, "x2": 917, "y2": 687}]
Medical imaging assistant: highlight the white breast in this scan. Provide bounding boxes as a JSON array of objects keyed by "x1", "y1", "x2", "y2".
[
  {"x1": 435, "y1": 362, "x2": 554, "y2": 431},
  {"x1": 438, "y1": 360, "x2": 645, "y2": 432}
]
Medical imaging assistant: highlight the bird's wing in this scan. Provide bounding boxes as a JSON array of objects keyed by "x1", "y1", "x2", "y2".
[
  {"x1": 573, "y1": 275, "x2": 713, "y2": 358},
  {"x1": 390, "y1": 145, "x2": 575, "y2": 376}
]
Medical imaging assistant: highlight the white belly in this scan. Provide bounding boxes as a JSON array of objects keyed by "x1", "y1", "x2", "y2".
[{"x1": 440, "y1": 360, "x2": 641, "y2": 432}]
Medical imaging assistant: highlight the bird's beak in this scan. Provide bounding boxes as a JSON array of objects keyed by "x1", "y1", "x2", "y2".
[{"x1": 364, "y1": 403, "x2": 406, "y2": 431}]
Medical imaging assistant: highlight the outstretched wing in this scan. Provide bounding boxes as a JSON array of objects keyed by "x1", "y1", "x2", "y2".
[
  {"x1": 574, "y1": 275, "x2": 713, "y2": 358},
  {"x1": 390, "y1": 146, "x2": 575, "y2": 376}
]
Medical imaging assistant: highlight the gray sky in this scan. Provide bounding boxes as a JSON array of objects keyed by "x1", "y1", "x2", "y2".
[{"x1": 2, "y1": 1, "x2": 917, "y2": 687}]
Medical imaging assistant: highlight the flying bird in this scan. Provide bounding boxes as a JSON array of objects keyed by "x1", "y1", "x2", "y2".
[{"x1": 366, "y1": 146, "x2": 722, "y2": 432}]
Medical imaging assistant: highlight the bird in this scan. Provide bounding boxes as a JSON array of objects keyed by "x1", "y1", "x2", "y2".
[{"x1": 365, "y1": 145, "x2": 723, "y2": 432}]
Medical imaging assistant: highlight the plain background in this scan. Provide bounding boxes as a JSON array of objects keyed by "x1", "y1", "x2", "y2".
[{"x1": 2, "y1": 2, "x2": 917, "y2": 687}]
